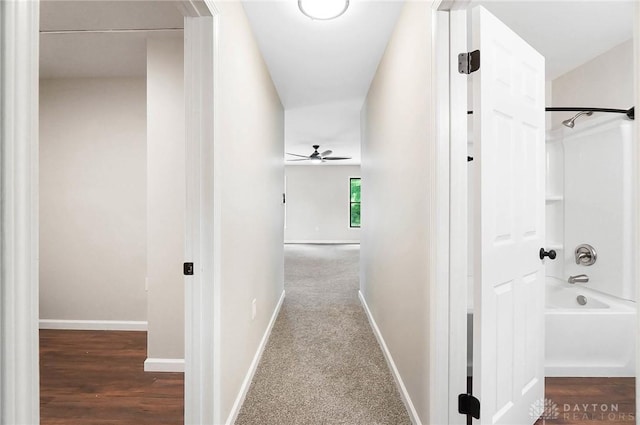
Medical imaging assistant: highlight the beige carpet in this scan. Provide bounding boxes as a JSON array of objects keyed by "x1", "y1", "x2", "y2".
[{"x1": 235, "y1": 244, "x2": 411, "y2": 425}]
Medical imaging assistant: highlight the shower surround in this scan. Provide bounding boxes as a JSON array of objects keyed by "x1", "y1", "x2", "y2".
[
  {"x1": 544, "y1": 114, "x2": 636, "y2": 376},
  {"x1": 547, "y1": 115, "x2": 635, "y2": 301}
]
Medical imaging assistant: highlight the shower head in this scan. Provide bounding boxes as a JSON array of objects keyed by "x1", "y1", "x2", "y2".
[{"x1": 562, "y1": 111, "x2": 593, "y2": 128}]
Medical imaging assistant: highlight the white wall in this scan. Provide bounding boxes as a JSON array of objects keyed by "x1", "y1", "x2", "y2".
[
  {"x1": 219, "y1": 2, "x2": 285, "y2": 422},
  {"x1": 360, "y1": 2, "x2": 434, "y2": 422},
  {"x1": 39, "y1": 77, "x2": 147, "y2": 322},
  {"x1": 551, "y1": 39, "x2": 633, "y2": 129},
  {"x1": 285, "y1": 165, "x2": 360, "y2": 243},
  {"x1": 146, "y1": 34, "x2": 185, "y2": 362}
]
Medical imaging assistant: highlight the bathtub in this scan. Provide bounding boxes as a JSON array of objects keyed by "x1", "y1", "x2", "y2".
[
  {"x1": 466, "y1": 277, "x2": 636, "y2": 377},
  {"x1": 545, "y1": 277, "x2": 636, "y2": 377}
]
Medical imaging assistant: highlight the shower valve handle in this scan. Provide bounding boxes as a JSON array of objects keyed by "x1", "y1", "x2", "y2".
[{"x1": 539, "y1": 248, "x2": 557, "y2": 260}]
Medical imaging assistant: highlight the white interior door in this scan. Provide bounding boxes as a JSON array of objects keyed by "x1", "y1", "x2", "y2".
[{"x1": 471, "y1": 6, "x2": 546, "y2": 425}]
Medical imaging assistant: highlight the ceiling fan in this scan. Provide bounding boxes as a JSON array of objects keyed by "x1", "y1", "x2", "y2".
[{"x1": 286, "y1": 145, "x2": 351, "y2": 162}]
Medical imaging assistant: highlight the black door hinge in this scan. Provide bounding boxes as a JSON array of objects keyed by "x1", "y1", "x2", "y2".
[
  {"x1": 458, "y1": 393, "x2": 480, "y2": 419},
  {"x1": 458, "y1": 50, "x2": 480, "y2": 74},
  {"x1": 183, "y1": 262, "x2": 194, "y2": 276}
]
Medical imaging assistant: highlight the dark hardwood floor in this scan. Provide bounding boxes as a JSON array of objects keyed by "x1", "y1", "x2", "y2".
[
  {"x1": 41, "y1": 330, "x2": 634, "y2": 425},
  {"x1": 535, "y1": 377, "x2": 635, "y2": 425},
  {"x1": 466, "y1": 376, "x2": 634, "y2": 425},
  {"x1": 40, "y1": 330, "x2": 183, "y2": 425}
]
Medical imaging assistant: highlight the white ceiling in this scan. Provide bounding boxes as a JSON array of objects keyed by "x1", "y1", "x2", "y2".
[
  {"x1": 243, "y1": 1, "x2": 403, "y2": 165},
  {"x1": 40, "y1": 1, "x2": 184, "y2": 79},
  {"x1": 243, "y1": 1, "x2": 403, "y2": 109},
  {"x1": 39, "y1": 1, "x2": 635, "y2": 162},
  {"x1": 476, "y1": 0, "x2": 634, "y2": 80},
  {"x1": 243, "y1": 0, "x2": 634, "y2": 165}
]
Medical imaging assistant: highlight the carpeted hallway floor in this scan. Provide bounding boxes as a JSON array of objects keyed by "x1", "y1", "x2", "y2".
[{"x1": 235, "y1": 244, "x2": 411, "y2": 425}]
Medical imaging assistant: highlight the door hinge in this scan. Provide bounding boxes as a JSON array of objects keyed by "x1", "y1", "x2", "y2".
[
  {"x1": 458, "y1": 393, "x2": 480, "y2": 419},
  {"x1": 458, "y1": 50, "x2": 480, "y2": 74},
  {"x1": 183, "y1": 262, "x2": 194, "y2": 276}
]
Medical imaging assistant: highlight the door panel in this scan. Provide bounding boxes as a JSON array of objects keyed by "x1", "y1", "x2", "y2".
[{"x1": 471, "y1": 6, "x2": 546, "y2": 425}]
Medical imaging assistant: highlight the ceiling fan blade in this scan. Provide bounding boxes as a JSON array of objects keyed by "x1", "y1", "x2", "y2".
[
  {"x1": 323, "y1": 156, "x2": 352, "y2": 160},
  {"x1": 320, "y1": 150, "x2": 332, "y2": 157},
  {"x1": 287, "y1": 158, "x2": 311, "y2": 161},
  {"x1": 286, "y1": 152, "x2": 310, "y2": 158}
]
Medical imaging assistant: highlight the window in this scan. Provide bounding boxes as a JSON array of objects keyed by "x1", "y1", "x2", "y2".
[{"x1": 350, "y1": 178, "x2": 361, "y2": 228}]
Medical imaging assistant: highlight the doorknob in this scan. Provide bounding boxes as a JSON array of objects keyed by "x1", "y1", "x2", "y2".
[{"x1": 539, "y1": 248, "x2": 557, "y2": 260}]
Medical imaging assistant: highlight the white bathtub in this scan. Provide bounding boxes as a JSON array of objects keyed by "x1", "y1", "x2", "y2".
[
  {"x1": 466, "y1": 277, "x2": 636, "y2": 377},
  {"x1": 545, "y1": 277, "x2": 636, "y2": 377}
]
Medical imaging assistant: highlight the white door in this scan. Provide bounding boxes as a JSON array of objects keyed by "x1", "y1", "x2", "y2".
[{"x1": 471, "y1": 6, "x2": 546, "y2": 425}]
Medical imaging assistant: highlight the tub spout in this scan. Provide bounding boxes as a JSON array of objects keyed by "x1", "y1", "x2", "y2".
[{"x1": 568, "y1": 274, "x2": 589, "y2": 284}]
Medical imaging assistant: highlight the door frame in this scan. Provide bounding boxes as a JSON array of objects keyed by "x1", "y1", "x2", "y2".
[
  {"x1": 434, "y1": 2, "x2": 640, "y2": 424},
  {"x1": 180, "y1": 2, "x2": 220, "y2": 424},
  {"x1": 634, "y1": 4, "x2": 639, "y2": 419},
  {"x1": 425, "y1": 1, "x2": 472, "y2": 424},
  {"x1": 0, "y1": 1, "x2": 41, "y2": 422},
  {"x1": 0, "y1": 1, "x2": 221, "y2": 423},
  {"x1": 430, "y1": 1, "x2": 470, "y2": 424}
]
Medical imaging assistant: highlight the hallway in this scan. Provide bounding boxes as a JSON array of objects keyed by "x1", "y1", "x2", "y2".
[{"x1": 235, "y1": 244, "x2": 411, "y2": 424}]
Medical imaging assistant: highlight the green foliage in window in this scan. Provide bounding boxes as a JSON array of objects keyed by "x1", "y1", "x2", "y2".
[
  {"x1": 350, "y1": 203, "x2": 361, "y2": 227},
  {"x1": 350, "y1": 178, "x2": 361, "y2": 228}
]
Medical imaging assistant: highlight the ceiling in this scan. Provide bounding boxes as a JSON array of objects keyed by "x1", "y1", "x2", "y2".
[
  {"x1": 40, "y1": 1, "x2": 184, "y2": 79},
  {"x1": 477, "y1": 0, "x2": 634, "y2": 80},
  {"x1": 39, "y1": 1, "x2": 635, "y2": 162},
  {"x1": 243, "y1": 1, "x2": 403, "y2": 109},
  {"x1": 243, "y1": 0, "x2": 634, "y2": 165},
  {"x1": 242, "y1": 1, "x2": 403, "y2": 165}
]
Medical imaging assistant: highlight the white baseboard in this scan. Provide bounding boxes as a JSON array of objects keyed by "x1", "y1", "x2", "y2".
[
  {"x1": 225, "y1": 290, "x2": 286, "y2": 425},
  {"x1": 285, "y1": 240, "x2": 360, "y2": 244},
  {"x1": 144, "y1": 358, "x2": 185, "y2": 373},
  {"x1": 359, "y1": 291, "x2": 421, "y2": 425},
  {"x1": 39, "y1": 319, "x2": 148, "y2": 331},
  {"x1": 545, "y1": 364, "x2": 635, "y2": 377}
]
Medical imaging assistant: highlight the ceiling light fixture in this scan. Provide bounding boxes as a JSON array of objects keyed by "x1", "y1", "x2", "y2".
[{"x1": 298, "y1": 0, "x2": 349, "y2": 21}]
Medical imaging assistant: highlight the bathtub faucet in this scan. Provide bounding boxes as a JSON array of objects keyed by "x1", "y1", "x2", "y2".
[
  {"x1": 575, "y1": 244, "x2": 597, "y2": 266},
  {"x1": 568, "y1": 274, "x2": 589, "y2": 284}
]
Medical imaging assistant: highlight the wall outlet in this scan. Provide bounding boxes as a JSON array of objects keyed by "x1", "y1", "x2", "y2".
[
  {"x1": 145, "y1": 277, "x2": 149, "y2": 292},
  {"x1": 251, "y1": 299, "x2": 257, "y2": 320}
]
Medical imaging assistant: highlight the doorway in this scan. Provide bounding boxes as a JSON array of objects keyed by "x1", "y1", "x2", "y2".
[
  {"x1": 0, "y1": 0, "x2": 218, "y2": 423},
  {"x1": 441, "y1": 2, "x2": 638, "y2": 424},
  {"x1": 39, "y1": 4, "x2": 186, "y2": 422}
]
